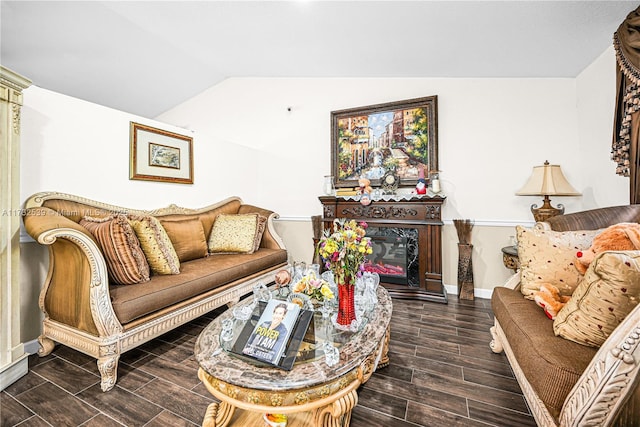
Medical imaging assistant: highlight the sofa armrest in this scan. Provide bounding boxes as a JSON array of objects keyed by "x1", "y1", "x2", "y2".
[
  {"x1": 238, "y1": 204, "x2": 286, "y2": 250},
  {"x1": 559, "y1": 303, "x2": 640, "y2": 427},
  {"x1": 23, "y1": 207, "x2": 122, "y2": 338}
]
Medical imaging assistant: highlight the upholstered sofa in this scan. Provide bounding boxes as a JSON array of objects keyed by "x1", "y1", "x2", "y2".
[
  {"x1": 490, "y1": 205, "x2": 640, "y2": 427},
  {"x1": 23, "y1": 192, "x2": 288, "y2": 391}
]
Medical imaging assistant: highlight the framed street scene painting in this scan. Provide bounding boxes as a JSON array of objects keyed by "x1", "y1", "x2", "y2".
[
  {"x1": 331, "y1": 96, "x2": 438, "y2": 188},
  {"x1": 129, "y1": 122, "x2": 194, "y2": 184}
]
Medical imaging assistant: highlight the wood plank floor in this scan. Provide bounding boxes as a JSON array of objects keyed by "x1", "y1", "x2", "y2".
[{"x1": 1, "y1": 296, "x2": 536, "y2": 427}]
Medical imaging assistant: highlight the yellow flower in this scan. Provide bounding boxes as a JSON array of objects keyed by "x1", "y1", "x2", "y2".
[{"x1": 320, "y1": 284, "x2": 334, "y2": 299}]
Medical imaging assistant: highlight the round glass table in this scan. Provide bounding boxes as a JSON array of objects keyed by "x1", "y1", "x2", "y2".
[{"x1": 194, "y1": 286, "x2": 392, "y2": 427}]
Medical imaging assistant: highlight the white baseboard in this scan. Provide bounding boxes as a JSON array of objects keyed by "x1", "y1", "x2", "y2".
[
  {"x1": 0, "y1": 354, "x2": 28, "y2": 391},
  {"x1": 444, "y1": 283, "x2": 493, "y2": 300}
]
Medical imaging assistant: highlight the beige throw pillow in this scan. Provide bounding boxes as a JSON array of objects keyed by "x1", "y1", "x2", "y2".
[
  {"x1": 80, "y1": 215, "x2": 150, "y2": 285},
  {"x1": 517, "y1": 225, "x2": 600, "y2": 299},
  {"x1": 128, "y1": 215, "x2": 180, "y2": 275},
  {"x1": 553, "y1": 250, "x2": 640, "y2": 347},
  {"x1": 208, "y1": 213, "x2": 261, "y2": 254}
]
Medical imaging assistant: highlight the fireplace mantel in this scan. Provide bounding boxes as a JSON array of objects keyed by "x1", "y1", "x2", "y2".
[{"x1": 319, "y1": 195, "x2": 447, "y2": 303}]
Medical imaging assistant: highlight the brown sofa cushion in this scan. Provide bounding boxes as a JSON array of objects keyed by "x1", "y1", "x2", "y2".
[
  {"x1": 160, "y1": 217, "x2": 208, "y2": 262},
  {"x1": 492, "y1": 287, "x2": 597, "y2": 420},
  {"x1": 80, "y1": 215, "x2": 150, "y2": 285},
  {"x1": 110, "y1": 248, "x2": 287, "y2": 324}
]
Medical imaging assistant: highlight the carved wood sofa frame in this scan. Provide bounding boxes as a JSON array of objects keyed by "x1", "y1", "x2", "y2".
[
  {"x1": 23, "y1": 192, "x2": 288, "y2": 392},
  {"x1": 490, "y1": 205, "x2": 640, "y2": 427}
]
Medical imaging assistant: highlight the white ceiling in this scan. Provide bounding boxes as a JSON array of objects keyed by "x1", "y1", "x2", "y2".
[{"x1": 1, "y1": 1, "x2": 637, "y2": 118}]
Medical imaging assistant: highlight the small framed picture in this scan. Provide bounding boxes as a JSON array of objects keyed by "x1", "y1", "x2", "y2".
[{"x1": 129, "y1": 122, "x2": 193, "y2": 184}]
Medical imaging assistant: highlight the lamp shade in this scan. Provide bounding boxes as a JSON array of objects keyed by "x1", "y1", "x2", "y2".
[{"x1": 516, "y1": 162, "x2": 580, "y2": 196}]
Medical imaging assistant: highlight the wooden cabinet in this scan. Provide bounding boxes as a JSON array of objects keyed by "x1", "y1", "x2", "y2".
[{"x1": 319, "y1": 195, "x2": 447, "y2": 303}]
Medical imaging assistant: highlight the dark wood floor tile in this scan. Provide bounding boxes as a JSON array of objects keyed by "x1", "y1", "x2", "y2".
[
  {"x1": 1, "y1": 391, "x2": 34, "y2": 426},
  {"x1": 52, "y1": 345, "x2": 95, "y2": 366},
  {"x1": 30, "y1": 357, "x2": 99, "y2": 394},
  {"x1": 362, "y1": 375, "x2": 468, "y2": 417},
  {"x1": 388, "y1": 350, "x2": 463, "y2": 379},
  {"x1": 118, "y1": 347, "x2": 153, "y2": 366},
  {"x1": 174, "y1": 321, "x2": 208, "y2": 337},
  {"x1": 137, "y1": 338, "x2": 192, "y2": 363},
  {"x1": 27, "y1": 352, "x2": 55, "y2": 369},
  {"x1": 80, "y1": 414, "x2": 126, "y2": 427},
  {"x1": 405, "y1": 400, "x2": 491, "y2": 427},
  {"x1": 14, "y1": 382, "x2": 98, "y2": 426},
  {"x1": 414, "y1": 345, "x2": 514, "y2": 378},
  {"x1": 133, "y1": 354, "x2": 201, "y2": 390},
  {"x1": 136, "y1": 378, "x2": 211, "y2": 425},
  {"x1": 419, "y1": 325, "x2": 488, "y2": 347},
  {"x1": 6, "y1": 296, "x2": 534, "y2": 427},
  {"x1": 144, "y1": 410, "x2": 199, "y2": 427},
  {"x1": 351, "y1": 405, "x2": 418, "y2": 427},
  {"x1": 3, "y1": 371, "x2": 47, "y2": 397},
  {"x1": 393, "y1": 330, "x2": 460, "y2": 354},
  {"x1": 456, "y1": 312, "x2": 492, "y2": 323},
  {"x1": 391, "y1": 322, "x2": 421, "y2": 337},
  {"x1": 9, "y1": 415, "x2": 51, "y2": 427},
  {"x1": 373, "y1": 362, "x2": 414, "y2": 382},
  {"x1": 411, "y1": 369, "x2": 530, "y2": 414},
  {"x1": 467, "y1": 399, "x2": 536, "y2": 427},
  {"x1": 462, "y1": 367, "x2": 523, "y2": 394},
  {"x1": 189, "y1": 381, "x2": 220, "y2": 400},
  {"x1": 77, "y1": 384, "x2": 162, "y2": 427},
  {"x1": 459, "y1": 342, "x2": 511, "y2": 364},
  {"x1": 388, "y1": 339, "x2": 417, "y2": 356},
  {"x1": 457, "y1": 326, "x2": 494, "y2": 342},
  {"x1": 355, "y1": 387, "x2": 407, "y2": 419},
  {"x1": 112, "y1": 362, "x2": 156, "y2": 392}
]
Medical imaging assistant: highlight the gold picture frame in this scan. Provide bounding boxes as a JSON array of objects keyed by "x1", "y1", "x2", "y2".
[{"x1": 129, "y1": 122, "x2": 194, "y2": 184}]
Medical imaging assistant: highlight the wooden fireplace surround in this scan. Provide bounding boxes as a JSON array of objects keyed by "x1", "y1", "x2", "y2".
[{"x1": 319, "y1": 195, "x2": 447, "y2": 303}]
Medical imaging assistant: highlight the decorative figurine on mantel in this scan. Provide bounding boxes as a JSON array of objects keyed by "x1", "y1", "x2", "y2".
[
  {"x1": 415, "y1": 166, "x2": 427, "y2": 195},
  {"x1": 358, "y1": 176, "x2": 373, "y2": 206}
]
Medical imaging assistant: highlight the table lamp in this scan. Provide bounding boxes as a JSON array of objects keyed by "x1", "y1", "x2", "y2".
[{"x1": 516, "y1": 161, "x2": 581, "y2": 222}]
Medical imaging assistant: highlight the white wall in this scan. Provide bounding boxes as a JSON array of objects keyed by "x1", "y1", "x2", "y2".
[
  {"x1": 157, "y1": 77, "x2": 597, "y2": 221},
  {"x1": 18, "y1": 51, "x2": 629, "y2": 344}
]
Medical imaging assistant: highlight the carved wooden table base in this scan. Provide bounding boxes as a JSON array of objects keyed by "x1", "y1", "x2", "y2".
[{"x1": 198, "y1": 324, "x2": 390, "y2": 427}]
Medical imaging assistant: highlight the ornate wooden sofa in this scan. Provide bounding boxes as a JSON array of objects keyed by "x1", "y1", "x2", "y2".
[
  {"x1": 23, "y1": 192, "x2": 288, "y2": 391},
  {"x1": 490, "y1": 205, "x2": 640, "y2": 427}
]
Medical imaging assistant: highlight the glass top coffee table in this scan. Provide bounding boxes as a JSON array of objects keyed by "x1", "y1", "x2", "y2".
[{"x1": 194, "y1": 286, "x2": 392, "y2": 427}]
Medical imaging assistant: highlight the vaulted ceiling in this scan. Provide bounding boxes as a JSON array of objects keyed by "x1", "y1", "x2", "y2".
[{"x1": 1, "y1": 1, "x2": 636, "y2": 117}]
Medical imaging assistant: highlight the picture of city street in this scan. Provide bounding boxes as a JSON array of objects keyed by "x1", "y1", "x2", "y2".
[{"x1": 331, "y1": 96, "x2": 438, "y2": 187}]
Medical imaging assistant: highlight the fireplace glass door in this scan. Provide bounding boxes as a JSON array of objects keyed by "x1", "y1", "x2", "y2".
[{"x1": 363, "y1": 226, "x2": 419, "y2": 287}]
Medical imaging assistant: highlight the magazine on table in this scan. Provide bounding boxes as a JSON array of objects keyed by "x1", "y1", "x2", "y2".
[
  {"x1": 231, "y1": 299, "x2": 314, "y2": 369},
  {"x1": 241, "y1": 299, "x2": 301, "y2": 365}
]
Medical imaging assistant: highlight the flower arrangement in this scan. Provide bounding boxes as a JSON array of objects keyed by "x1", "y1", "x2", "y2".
[
  {"x1": 317, "y1": 219, "x2": 372, "y2": 285},
  {"x1": 291, "y1": 272, "x2": 334, "y2": 301}
]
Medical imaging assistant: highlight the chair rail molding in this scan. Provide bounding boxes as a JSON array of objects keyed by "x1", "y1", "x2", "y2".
[{"x1": 0, "y1": 65, "x2": 32, "y2": 391}]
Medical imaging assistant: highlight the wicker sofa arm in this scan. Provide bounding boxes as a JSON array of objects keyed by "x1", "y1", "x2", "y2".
[{"x1": 23, "y1": 206, "x2": 121, "y2": 339}]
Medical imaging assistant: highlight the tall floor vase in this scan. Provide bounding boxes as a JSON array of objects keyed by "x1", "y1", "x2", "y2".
[
  {"x1": 336, "y1": 281, "x2": 356, "y2": 326},
  {"x1": 458, "y1": 243, "x2": 474, "y2": 300}
]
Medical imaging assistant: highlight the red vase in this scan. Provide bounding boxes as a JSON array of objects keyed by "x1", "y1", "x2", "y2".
[{"x1": 336, "y1": 281, "x2": 356, "y2": 326}]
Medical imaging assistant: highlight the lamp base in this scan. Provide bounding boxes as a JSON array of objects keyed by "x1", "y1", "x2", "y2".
[{"x1": 531, "y1": 196, "x2": 565, "y2": 222}]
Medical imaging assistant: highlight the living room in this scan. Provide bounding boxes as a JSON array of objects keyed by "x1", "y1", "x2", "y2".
[{"x1": 2, "y1": 1, "x2": 639, "y2": 426}]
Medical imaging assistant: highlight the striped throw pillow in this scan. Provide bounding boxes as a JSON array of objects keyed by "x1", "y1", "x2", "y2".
[{"x1": 80, "y1": 215, "x2": 150, "y2": 285}]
